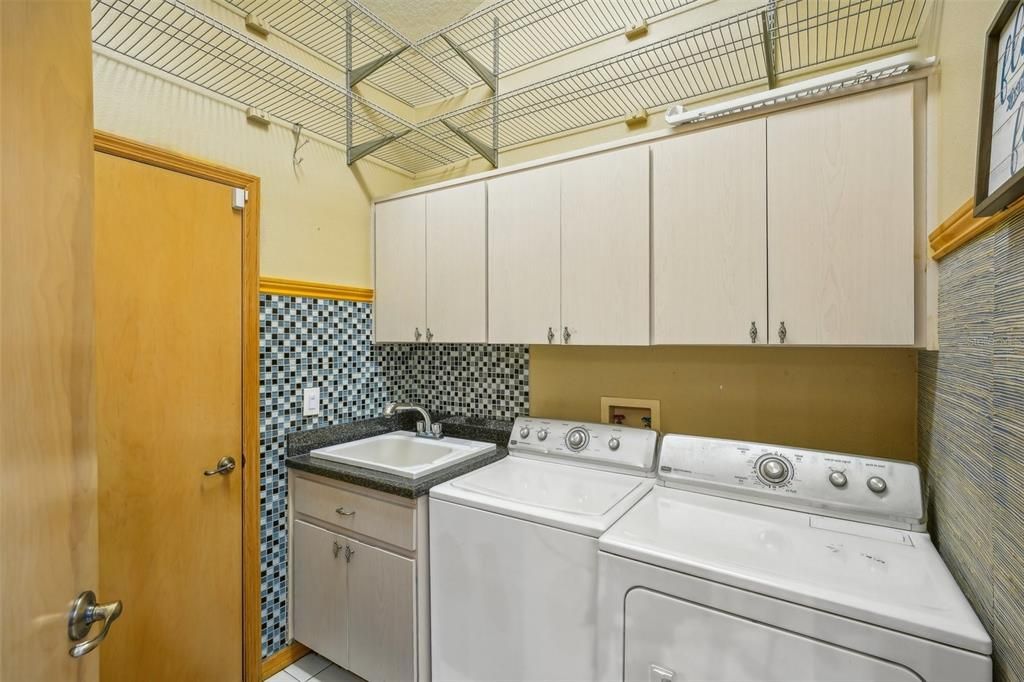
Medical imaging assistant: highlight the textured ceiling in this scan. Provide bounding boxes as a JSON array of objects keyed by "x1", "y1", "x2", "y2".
[{"x1": 359, "y1": 0, "x2": 493, "y2": 41}]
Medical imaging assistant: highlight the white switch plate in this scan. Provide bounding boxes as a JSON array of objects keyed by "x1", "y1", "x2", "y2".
[{"x1": 302, "y1": 387, "x2": 320, "y2": 416}]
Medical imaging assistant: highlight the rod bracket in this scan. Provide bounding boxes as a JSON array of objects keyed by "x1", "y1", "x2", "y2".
[
  {"x1": 439, "y1": 34, "x2": 496, "y2": 92},
  {"x1": 350, "y1": 45, "x2": 409, "y2": 87}
]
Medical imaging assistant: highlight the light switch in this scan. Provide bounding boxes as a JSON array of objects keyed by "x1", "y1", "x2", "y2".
[{"x1": 302, "y1": 387, "x2": 320, "y2": 416}]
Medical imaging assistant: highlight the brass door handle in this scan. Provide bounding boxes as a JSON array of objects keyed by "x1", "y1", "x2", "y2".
[
  {"x1": 68, "y1": 591, "x2": 123, "y2": 658},
  {"x1": 203, "y1": 456, "x2": 236, "y2": 476}
]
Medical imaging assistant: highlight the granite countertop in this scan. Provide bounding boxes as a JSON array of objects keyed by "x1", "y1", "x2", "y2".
[{"x1": 285, "y1": 413, "x2": 512, "y2": 498}]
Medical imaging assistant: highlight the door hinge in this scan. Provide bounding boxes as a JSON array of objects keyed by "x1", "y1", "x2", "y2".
[{"x1": 232, "y1": 187, "x2": 248, "y2": 210}]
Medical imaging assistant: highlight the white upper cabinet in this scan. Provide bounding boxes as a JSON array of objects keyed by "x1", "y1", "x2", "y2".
[
  {"x1": 652, "y1": 118, "x2": 768, "y2": 345},
  {"x1": 488, "y1": 167, "x2": 562, "y2": 344},
  {"x1": 374, "y1": 195, "x2": 426, "y2": 343},
  {"x1": 425, "y1": 183, "x2": 488, "y2": 343},
  {"x1": 767, "y1": 84, "x2": 916, "y2": 345},
  {"x1": 560, "y1": 146, "x2": 651, "y2": 346}
]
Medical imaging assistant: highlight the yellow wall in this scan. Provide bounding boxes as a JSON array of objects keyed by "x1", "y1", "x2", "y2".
[
  {"x1": 90, "y1": 0, "x2": 415, "y2": 288},
  {"x1": 531, "y1": 346, "x2": 919, "y2": 460}
]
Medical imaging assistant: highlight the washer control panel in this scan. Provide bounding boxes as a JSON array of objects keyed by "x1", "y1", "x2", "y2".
[
  {"x1": 509, "y1": 417, "x2": 658, "y2": 476},
  {"x1": 657, "y1": 434, "x2": 925, "y2": 530}
]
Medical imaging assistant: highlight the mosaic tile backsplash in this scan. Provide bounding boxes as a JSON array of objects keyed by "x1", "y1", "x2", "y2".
[
  {"x1": 259, "y1": 293, "x2": 528, "y2": 657},
  {"x1": 918, "y1": 212, "x2": 1024, "y2": 682}
]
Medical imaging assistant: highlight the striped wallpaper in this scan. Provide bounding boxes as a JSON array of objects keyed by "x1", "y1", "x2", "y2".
[{"x1": 919, "y1": 211, "x2": 1024, "y2": 682}]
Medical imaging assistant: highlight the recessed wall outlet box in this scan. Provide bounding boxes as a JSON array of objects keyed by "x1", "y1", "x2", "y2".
[
  {"x1": 303, "y1": 387, "x2": 320, "y2": 416},
  {"x1": 624, "y1": 19, "x2": 649, "y2": 40},
  {"x1": 624, "y1": 109, "x2": 649, "y2": 128},
  {"x1": 245, "y1": 106, "x2": 271, "y2": 126},
  {"x1": 601, "y1": 396, "x2": 661, "y2": 431},
  {"x1": 245, "y1": 12, "x2": 271, "y2": 37}
]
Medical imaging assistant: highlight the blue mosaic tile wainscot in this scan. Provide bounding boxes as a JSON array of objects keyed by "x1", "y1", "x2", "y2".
[{"x1": 259, "y1": 293, "x2": 529, "y2": 657}]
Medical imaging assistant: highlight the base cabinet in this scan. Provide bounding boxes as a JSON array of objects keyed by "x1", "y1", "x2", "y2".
[{"x1": 290, "y1": 473, "x2": 427, "y2": 681}]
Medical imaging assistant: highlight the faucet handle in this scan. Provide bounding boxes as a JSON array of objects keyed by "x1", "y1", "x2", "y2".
[
  {"x1": 415, "y1": 420, "x2": 425, "y2": 434},
  {"x1": 431, "y1": 423, "x2": 443, "y2": 438}
]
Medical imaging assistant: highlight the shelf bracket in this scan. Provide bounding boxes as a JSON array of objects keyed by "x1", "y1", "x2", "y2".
[
  {"x1": 760, "y1": 7, "x2": 777, "y2": 90},
  {"x1": 350, "y1": 45, "x2": 410, "y2": 87},
  {"x1": 441, "y1": 120, "x2": 497, "y2": 167},
  {"x1": 439, "y1": 33, "x2": 496, "y2": 92},
  {"x1": 347, "y1": 130, "x2": 410, "y2": 165}
]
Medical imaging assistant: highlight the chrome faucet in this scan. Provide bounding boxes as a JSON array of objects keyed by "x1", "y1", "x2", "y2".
[{"x1": 383, "y1": 401, "x2": 443, "y2": 439}]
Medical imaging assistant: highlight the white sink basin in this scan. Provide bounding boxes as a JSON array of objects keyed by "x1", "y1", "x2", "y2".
[{"x1": 310, "y1": 431, "x2": 496, "y2": 479}]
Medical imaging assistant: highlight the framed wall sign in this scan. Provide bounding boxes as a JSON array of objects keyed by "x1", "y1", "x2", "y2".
[{"x1": 977, "y1": 0, "x2": 1024, "y2": 216}]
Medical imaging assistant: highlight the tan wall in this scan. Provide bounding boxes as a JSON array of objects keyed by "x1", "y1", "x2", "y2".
[
  {"x1": 530, "y1": 346, "x2": 919, "y2": 460},
  {"x1": 91, "y1": 0, "x2": 415, "y2": 288}
]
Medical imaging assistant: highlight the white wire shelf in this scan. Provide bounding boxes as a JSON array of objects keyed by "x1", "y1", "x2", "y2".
[
  {"x1": 222, "y1": 0, "x2": 471, "y2": 107},
  {"x1": 91, "y1": 0, "x2": 474, "y2": 173},
  {"x1": 430, "y1": 0, "x2": 928, "y2": 153}
]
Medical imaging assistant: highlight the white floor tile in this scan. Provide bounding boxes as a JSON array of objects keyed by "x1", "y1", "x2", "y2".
[
  {"x1": 265, "y1": 671, "x2": 298, "y2": 682},
  {"x1": 309, "y1": 664, "x2": 366, "y2": 682},
  {"x1": 285, "y1": 652, "x2": 333, "y2": 682}
]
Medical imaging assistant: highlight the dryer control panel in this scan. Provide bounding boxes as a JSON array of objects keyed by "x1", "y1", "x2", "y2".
[
  {"x1": 509, "y1": 417, "x2": 658, "y2": 476},
  {"x1": 657, "y1": 434, "x2": 925, "y2": 530}
]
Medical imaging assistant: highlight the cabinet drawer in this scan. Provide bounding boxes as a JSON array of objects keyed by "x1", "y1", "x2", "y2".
[{"x1": 294, "y1": 476, "x2": 417, "y2": 551}]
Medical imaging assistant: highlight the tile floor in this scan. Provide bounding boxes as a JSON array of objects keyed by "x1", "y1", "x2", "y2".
[{"x1": 266, "y1": 652, "x2": 365, "y2": 682}]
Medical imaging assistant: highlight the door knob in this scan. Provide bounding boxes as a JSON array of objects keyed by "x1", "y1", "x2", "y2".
[
  {"x1": 68, "y1": 591, "x2": 122, "y2": 658},
  {"x1": 203, "y1": 456, "x2": 236, "y2": 476}
]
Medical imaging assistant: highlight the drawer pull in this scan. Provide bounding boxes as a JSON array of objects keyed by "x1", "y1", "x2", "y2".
[{"x1": 335, "y1": 507, "x2": 356, "y2": 517}]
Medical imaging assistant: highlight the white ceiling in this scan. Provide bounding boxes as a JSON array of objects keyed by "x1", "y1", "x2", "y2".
[{"x1": 359, "y1": 0, "x2": 494, "y2": 41}]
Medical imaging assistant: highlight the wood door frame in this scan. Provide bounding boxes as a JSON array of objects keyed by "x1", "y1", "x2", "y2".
[{"x1": 93, "y1": 131, "x2": 261, "y2": 682}]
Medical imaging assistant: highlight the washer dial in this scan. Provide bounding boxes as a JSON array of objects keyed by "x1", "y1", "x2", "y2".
[
  {"x1": 565, "y1": 427, "x2": 590, "y2": 452},
  {"x1": 754, "y1": 453, "x2": 793, "y2": 487}
]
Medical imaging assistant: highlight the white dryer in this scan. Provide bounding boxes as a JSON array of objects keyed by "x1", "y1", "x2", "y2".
[
  {"x1": 598, "y1": 434, "x2": 992, "y2": 682},
  {"x1": 430, "y1": 417, "x2": 658, "y2": 681}
]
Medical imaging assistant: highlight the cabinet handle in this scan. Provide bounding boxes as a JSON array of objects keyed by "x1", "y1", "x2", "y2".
[
  {"x1": 426, "y1": 328, "x2": 434, "y2": 342},
  {"x1": 547, "y1": 327, "x2": 555, "y2": 344},
  {"x1": 778, "y1": 321, "x2": 787, "y2": 344},
  {"x1": 414, "y1": 327, "x2": 422, "y2": 342},
  {"x1": 335, "y1": 507, "x2": 356, "y2": 517},
  {"x1": 344, "y1": 545, "x2": 355, "y2": 563},
  {"x1": 562, "y1": 326, "x2": 571, "y2": 344},
  {"x1": 332, "y1": 540, "x2": 344, "y2": 558},
  {"x1": 749, "y1": 321, "x2": 758, "y2": 344}
]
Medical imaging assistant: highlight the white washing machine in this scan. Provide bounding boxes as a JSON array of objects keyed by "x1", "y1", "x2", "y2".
[
  {"x1": 430, "y1": 417, "x2": 658, "y2": 681},
  {"x1": 598, "y1": 434, "x2": 992, "y2": 682}
]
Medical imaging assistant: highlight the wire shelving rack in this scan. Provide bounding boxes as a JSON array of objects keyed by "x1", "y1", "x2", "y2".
[{"x1": 92, "y1": 0, "x2": 931, "y2": 175}]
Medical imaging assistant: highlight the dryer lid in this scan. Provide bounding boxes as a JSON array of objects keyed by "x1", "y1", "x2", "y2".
[{"x1": 599, "y1": 486, "x2": 992, "y2": 655}]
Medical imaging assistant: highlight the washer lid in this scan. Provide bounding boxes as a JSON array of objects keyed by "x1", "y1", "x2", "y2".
[
  {"x1": 430, "y1": 456, "x2": 654, "y2": 537},
  {"x1": 599, "y1": 486, "x2": 992, "y2": 655}
]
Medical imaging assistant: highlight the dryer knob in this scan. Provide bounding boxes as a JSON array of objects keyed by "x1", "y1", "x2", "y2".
[
  {"x1": 519, "y1": 426, "x2": 530, "y2": 439},
  {"x1": 867, "y1": 476, "x2": 888, "y2": 494},
  {"x1": 537, "y1": 428, "x2": 548, "y2": 441}
]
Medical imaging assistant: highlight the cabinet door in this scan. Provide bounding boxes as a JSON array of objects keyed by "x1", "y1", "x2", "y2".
[
  {"x1": 767, "y1": 84, "x2": 915, "y2": 345},
  {"x1": 488, "y1": 167, "x2": 561, "y2": 344},
  {"x1": 560, "y1": 146, "x2": 650, "y2": 345},
  {"x1": 292, "y1": 520, "x2": 348, "y2": 668},
  {"x1": 426, "y1": 183, "x2": 487, "y2": 343},
  {"x1": 374, "y1": 195, "x2": 426, "y2": 343},
  {"x1": 652, "y1": 118, "x2": 768, "y2": 344},
  {"x1": 346, "y1": 538, "x2": 417, "y2": 682}
]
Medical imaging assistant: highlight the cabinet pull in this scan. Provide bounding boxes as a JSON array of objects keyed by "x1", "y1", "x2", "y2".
[
  {"x1": 414, "y1": 327, "x2": 422, "y2": 342},
  {"x1": 332, "y1": 540, "x2": 344, "y2": 559},
  {"x1": 426, "y1": 328, "x2": 434, "y2": 342},
  {"x1": 778, "y1": 321, "x2": 787, "y2": 344},
  {"x1": 547, "y1": 327, "x2": 555, "y2": 344},
  {"x1": 562, "y1": 326, "x2": 571, "y2": 344},
  {"x1": 749, "y1": 321, "x2": 758, "y2": 344},
  {"x1": 344, "y1": 545, "x2": 355, "y2": 563},
  {"x1": 335, "y1": 506, "x2": 356, "y2": 517}
]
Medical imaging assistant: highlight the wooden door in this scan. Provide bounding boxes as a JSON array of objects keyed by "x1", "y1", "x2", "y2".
[
  {"x1": 767, "y1": 85, "x2": 916, "y2": 345},
  {"x1": 560, "y1": 146, "x2": 651, "y2": 345},
  {"x1": 347, "y1": 538, "x2": 416, "y2": 682},
  {"x1": 374, "y1": 195, "x2": 427, "y2": 343},
  {"x1": 652, "y1": 119, "x2": 768, "y2": 345},
  {"x1": 426, "y1": 183, "x2": 488, "y2": 343},
  {"x1": 292, "y1": 521, "x2": 349, "y2": 668},
  {"x1": 94, "y1": 151, "x2": 244, "y2": 680},
  {"x1": 488, "y1": 167, "x2": 562, "y2": 344},
  {"x1": 1, "y1": 2, "x2": 101, "y2": 680}
]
